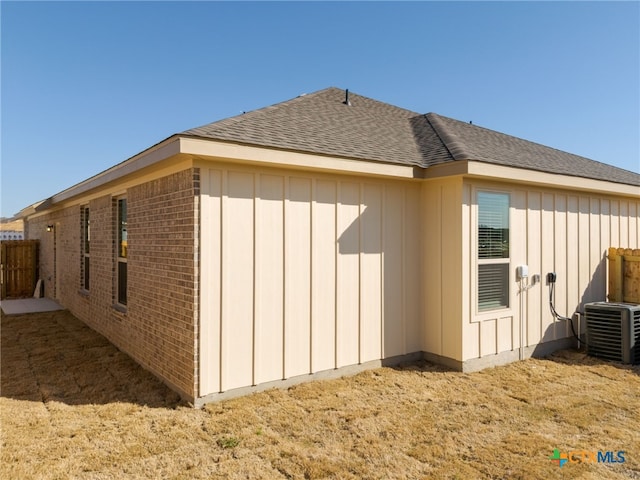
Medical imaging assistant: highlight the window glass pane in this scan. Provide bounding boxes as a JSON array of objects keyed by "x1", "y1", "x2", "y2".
[
  {"x1": 118, "y1": 199, "x2": 127, "y2": 258},
  {"x1": 118, "y1": 261, "x2": 127, "y2": 305},
  {"x1": 478, "y1": 192, "x2": 509, "y2": 259},
  {"x1": 84, "y1": 256, "x2": 90, "y2": 291},
  {"x1": 478, "y1": 263, "x2": 509, "y2": 311},
  {"x1": 81, "y1": 206, "x2": 90, "y2": 291},
  {"x1": 83, "y1": 208, "x2": 90, "y2": 254}
]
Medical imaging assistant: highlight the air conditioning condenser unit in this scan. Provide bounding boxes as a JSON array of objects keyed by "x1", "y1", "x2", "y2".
[{"x1": 584, "y1": 302, "x2": 640, "y2": 365}]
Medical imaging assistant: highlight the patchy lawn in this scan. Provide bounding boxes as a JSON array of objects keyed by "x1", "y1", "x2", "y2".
[{"x1": 1, "y1": 310, "x2": 639, "y2": 479}]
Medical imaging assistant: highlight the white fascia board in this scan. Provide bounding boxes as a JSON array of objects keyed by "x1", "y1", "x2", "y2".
[
  {"x1": 15, "y1": 201, "x2": 46, "y2": 219},
  {"x1": 179, "y1": 137, "x2": 422, "y2": 180},
  {"x1": 27, "y1": 135, "x2": 418, "y2": 217},
  {"x1": 48, "y1": 137, "x2": 182, "y2": 205},
  {"x1": 25, "y1": 134, "x2": 637, "y2": 219},
  {"x1": 465, "y1": 161, "x2": 640, "y2": 198}
]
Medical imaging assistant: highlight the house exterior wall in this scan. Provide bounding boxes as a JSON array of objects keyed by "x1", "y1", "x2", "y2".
[
  {"x1": 27, "y1": 207, "x2": 81, "y2": 303},
  {"x1": 421, "y1": 177, "x2": 464, "y2": 364},
  {"x1": 422, "y1": 176, "x2": 640, "y2": 369},
  {"x1": 198, "y1": 163, "x2": 422, "y2": 398},
  {"x1": 465, "y1": 182, "x2": 640, "y2": 365},
  {"x1": 26, "y1": 168, "x2": 199, "y2": 400},
  {"x1": 23, "y1": 140, "x2": 639, "y2": 404},
  {"x1": 126, "y1": 168, "x2": 200, "y2": 398}
]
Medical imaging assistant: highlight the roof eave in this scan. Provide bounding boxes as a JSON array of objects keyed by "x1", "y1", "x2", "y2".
[
  {"x1": 181, "y1": 136, "x2": 425, "y2": 180},
  {"x1": 464, "y1": 160, "x2": 640, "y2": 196},
  {"x1": 19, "y1": 136, "x2": 638, "y2": 220},
  {"x1": 20, "y1": 134, "x2": 425, "y2": 219},
  {"x1": 15, "y1": 201, "x2": 46, "y2": 220},
  {"x1": 20, "y1": 136, "x2": 184, "y2": 217}
]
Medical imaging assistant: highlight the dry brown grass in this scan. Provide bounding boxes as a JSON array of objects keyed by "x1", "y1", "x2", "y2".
[{"x1": 2, "y1": 310, "x2": 639, "y2": 479}]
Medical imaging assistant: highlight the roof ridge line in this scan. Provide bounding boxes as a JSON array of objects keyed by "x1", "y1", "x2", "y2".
[
  {"x1": 185, "y1": 87, "x2": 342, "y2": 133},
  {"x1": 426, "y1": 113, "x2": 472, "y2": 161}
]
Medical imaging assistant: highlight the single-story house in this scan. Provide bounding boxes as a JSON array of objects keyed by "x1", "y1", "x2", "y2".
[{"x1": 20, "y1": 87, "x2": 640, "y2": 405}]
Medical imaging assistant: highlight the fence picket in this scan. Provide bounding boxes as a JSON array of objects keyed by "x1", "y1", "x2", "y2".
[
  {"x1": 0, "y1": 240, "x2": 39, "y2": 299},
  {"x1": 607, "y1": 247, "x2": 640, "y2": 304}
]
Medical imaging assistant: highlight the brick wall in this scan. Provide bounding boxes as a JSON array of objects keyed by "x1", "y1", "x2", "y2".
[
  {"x1": 27, "y1": 207, "x2": 80, "y2": 304},
  {"x1": 128, "y1": 168, "x2": 200, "y2": 399},
  {"x1": 25, "y1": 168, "x2": 200, "y2": 401}
]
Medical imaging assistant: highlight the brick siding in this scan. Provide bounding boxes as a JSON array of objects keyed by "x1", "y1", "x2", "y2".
[
  {"x1": 25, "y1": 168, "x2": 200, "y2": 401},
  {"x1": 128, "y1": 168, "x2": 199, "y2": 399},
  {"x1": 27, "y1": 207, "x2": 80, "y2": 304}
]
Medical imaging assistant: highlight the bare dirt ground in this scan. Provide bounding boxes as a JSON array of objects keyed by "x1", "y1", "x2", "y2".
[{"x1": 1, "y1": 310, "x2": 639, "y2": 479}]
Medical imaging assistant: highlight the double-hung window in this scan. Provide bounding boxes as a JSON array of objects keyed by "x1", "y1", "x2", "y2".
[
  {"x1": 117, "y1": 198, "x2": 128, "y2": 306},
  {"x1": 82, "y1": 206, "x2": 90, "y2": 291},
  {"x1": 477, "y1": 191, "x2": 510, "y2": 312}
]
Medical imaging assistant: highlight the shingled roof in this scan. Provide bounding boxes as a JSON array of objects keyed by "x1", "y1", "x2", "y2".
[{"x1": 182, "y1": 87, "x2": 640, "y2": 187}]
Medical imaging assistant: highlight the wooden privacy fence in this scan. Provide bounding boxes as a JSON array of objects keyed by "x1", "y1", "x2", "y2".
[
  {"x1": 607, "y1": 247, "x2": 640, "y2": 304},
  {"x1": 1, "y1": 240, "x2": 39, "y2": 300}
]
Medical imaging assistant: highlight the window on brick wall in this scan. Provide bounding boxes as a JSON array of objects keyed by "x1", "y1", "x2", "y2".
[
  {"x1": 81, "y1": 206, "x2": 90, "y2": 291},
  {"x1": 117, "y1": 198, "x2": 127, "y2": 306}
]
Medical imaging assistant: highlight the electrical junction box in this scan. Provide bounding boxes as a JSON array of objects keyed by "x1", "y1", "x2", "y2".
[{"x1": 516, "y1": 265, "x2": 528, "y2": 280}]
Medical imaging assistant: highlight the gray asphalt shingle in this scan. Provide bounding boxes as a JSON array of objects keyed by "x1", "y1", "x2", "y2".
[
  {"x1": 183, "y1": 87, "x2": 428, "y2": 167},
  {"x1": 182, "y1": 87, "x2": 640, "y2": 187},
  {"x1": 426, "y1": 113, "x2": 640, "y2": 186}
]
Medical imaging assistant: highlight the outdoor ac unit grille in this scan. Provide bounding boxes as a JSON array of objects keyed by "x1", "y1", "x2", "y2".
[
  {"x1": 585, "y1": 302, "x2": 640, "y2": 365},
  {"x1": 633, "y1": 310, "x2": 640, "y2": 365}
]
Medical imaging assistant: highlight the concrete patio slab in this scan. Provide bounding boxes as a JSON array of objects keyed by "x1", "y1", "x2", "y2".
[{"x1": 1, "y1": 298, "x2": 65, "y2": 315}]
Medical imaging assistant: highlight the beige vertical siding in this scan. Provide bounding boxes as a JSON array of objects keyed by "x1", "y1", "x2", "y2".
[
  {"x1": 199, "y1": 165, "x2": 422, "y2": 397},
  {"x1": 221, "y1": 171, "x2": 254, "y2": 391},
  {"x1": 460, "y1": 181, "x2": 640, "y2": 362},
  {"x1": 382, "y1": 185, "x2": 405, "y2": 357},
  {"x1": 311, "y1": 180, "x2": 337, "y2": 372},
  {"x1": 526, "y1": 192, "x2": 543, "y2": 346},
  {"x1": 423, "y1": 177, "x2": 640, "y2": 366},
  {"x1": 336, "y1": 181, "x2": 360, "y2": 368},
  {"x1": 422, "y1": 178, "x2": 464, "y2": 362},
  {"x1": 360, "y1": 184, "x2": 383, "y2": 363},
  {"x1": 285, "y1": 177, "x2": 312, "y2": 377},
  {"x1": 404, "y1": 188, "x2": 422, "y2": 353},
  {"x1": 255, "y1": 174, "x2": 284, "y2": 384}
]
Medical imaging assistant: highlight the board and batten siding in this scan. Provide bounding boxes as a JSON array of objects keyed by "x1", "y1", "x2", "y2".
[
  {"x1": 461, "y1": 181, "x2": 640, "y2": 363},
  {"x1": 199, "y1": 166, "x2": 422, "y2": 397},
  {"x1": 421, "y1": 178, "x2": 465, "y2": 364}
]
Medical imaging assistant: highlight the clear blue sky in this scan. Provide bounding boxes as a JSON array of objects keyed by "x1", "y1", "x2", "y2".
[{"x1": 2, "y1": 1, "x2": 639, "y2": 218}]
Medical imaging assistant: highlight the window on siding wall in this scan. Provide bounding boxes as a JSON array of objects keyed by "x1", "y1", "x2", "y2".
[
  {"x1": 477, "y1": 191, "x2": 510, "y2": 312},
  {"x1": 117, "y1": 198, "x2": 127, "y2": 306},
  {"x1": 81, "y1": 206, "x2": 90, "y2": 290}
]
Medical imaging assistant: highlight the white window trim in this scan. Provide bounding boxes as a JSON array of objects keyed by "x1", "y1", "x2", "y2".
[{"x1": 472, "y1": 188, "x2": 513, "y2": 321}]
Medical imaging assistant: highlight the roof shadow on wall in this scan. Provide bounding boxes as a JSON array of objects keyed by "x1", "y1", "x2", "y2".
[
  {"x1": 338, "y1": 202, "x2": 384, "y2": 255},
  {"x1": 1, "y1": 310, "x2": 184, "y2": 408},
  {"x1": 337, "y1": 205, "x2": 382, "y2": 255}
]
